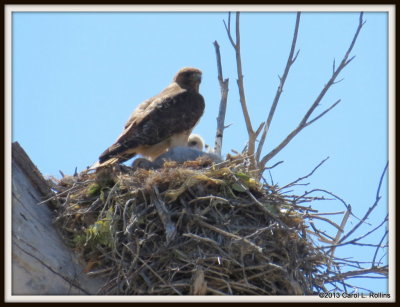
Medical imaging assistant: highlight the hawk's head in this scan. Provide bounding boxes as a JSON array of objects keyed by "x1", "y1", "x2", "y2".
[
  {"x1": 174, "y1": 67, "x2": 202, "y2": 92},
  {"x1": 187, "y1": 134, "x2": 204, "y2": 151}
]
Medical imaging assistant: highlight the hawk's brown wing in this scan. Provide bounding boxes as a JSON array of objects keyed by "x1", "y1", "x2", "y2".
[
  {"x1": 99, "y1": 84, "x2": 205, "y2": 164},
  {"x1": 123, "y1": 83, "x2": 183, "y2": 130}
]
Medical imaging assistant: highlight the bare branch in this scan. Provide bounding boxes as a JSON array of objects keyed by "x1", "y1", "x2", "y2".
[
  {"x1": 305, "y1": 214, "x2": 343, "y2": 231},
  {"x1": 233, "y1": 12, "x2": 255, "y2": 137},
  {"x1": 332, "y1": 78, "x2": 344, "y2": 85},
  {"x1": 256, "y1": 12, "x2": 301, "y2": 162},
  {"x1": 264, "y1": 160, "x2": 283, "y2": 170},
  {"x1": 292, "y1": 49, "x2": 300, "y2": 63},
  {"x1": 339, "y1": 161, "x2": 388, "y2": 243},
  {"x1": 329, "y1": 205, "x2": 352, "y2": 261},
  {"x1": 372, "y1": 229, "x2": 388, "y2": 267},
  {"x1": 223, "y1": 12, "x2": 236, "y2": 48},
  {"x1": 322, "y1": 266, "x2": 388, "y2": 283},
  {"x1": 337, "y1": 214, "x2": 388, "y2": 247},
  {"x1": 306, "y1": 99, "x2": 341, "y2": 126},
  {"x1": 259, "y1": 12, "x2": 365, "y2": 169},
  {"x1": 309, "y1": 222, "x2": 336, "y2": 241},
  {"x1": 320, "y1": 240, "x2": 387, "y2": 251},
  {"x1": 278, "y1": 156, "x2": 329, "y2": 191},
  {"x1": 293, "y1": 188, "x2": 352, "y2": 215},
  {"x1": 213, "y1": 40, "x2": 230, "y2": 156},
  {"x1": 255, "y1": 122, "x2": 265, "y2": 137},
  {"x1": 225, "y1": 12, "x2": 259, "y2": 169},
  {"x1": 332, "y1": 58, "x2": 336, "y2": 74}
]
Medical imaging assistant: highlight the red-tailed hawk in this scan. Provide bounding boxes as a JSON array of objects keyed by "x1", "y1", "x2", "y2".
[
  {"x1": 95, "y1": 67, "x2": 205, "y2": 167},
  {"x1": 132, "y1": 146, "x2": 223, "y2": 170},
  {"x1": 187, "y1": 134, "x2": 205, "y2": 151},
  {"x1": 131, "y1": 133, "x2": 222, "y2": 170}
]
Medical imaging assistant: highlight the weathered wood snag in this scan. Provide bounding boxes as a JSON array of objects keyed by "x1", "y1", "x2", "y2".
[{"x1": 11, "y1": 142, "x2": 105, "y2": 295}]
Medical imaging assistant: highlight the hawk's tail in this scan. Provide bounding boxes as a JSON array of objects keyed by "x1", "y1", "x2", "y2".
[
  {"x1": 90, "y1": 150, "x2": 137, "y2": 171},
  {"x1": 99, "y1": 140, "x2": 139, "y2": 162},
  {"x1": 88, "y1": 157, "x2": 121, "y2": 170}
]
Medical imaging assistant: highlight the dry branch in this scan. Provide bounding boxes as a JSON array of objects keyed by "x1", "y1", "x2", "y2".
[
  {"x1": 213, "y1": 40, "x2": 229, "y2": 156},
  {"x1": 322, "y1": 267, "x2": 388, "y2": 283},
  {"x1": 372, "y1": 229, "x2": 388, "y2": 267},
  {"x1": 328, "y1": 206, "x2": 352, "y2": 263},
  {"x1": 338, "y1": 161, "x2": 388, "y2": 244},
  {"x1": 224, "y1": 12, "x2": 264, "y2": 169},
  {"x1": 259, "y1": 12, "x2": 366, "y2": 171},
  {"x1": 256, "y1": 12, "x2": 301, "y2": 162},
  {"x1": 278, "y1": 156, "x2": 329, "y2": 192}
]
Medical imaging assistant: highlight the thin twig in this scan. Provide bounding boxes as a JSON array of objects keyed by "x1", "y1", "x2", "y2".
[
  {"x1": 137, "y1": 256, "x2": 183, "y2": 295},
  {"x1": 329, "y1": 206, "x2": 352, "y2": 262},
  {"x1": 256, "y1": 12, "x2": 301, "y2": 162},
  {"x1": 196, "y1": 219, "x2": 263, "y2": 254},
  {"x1": 323, "y1": 266, "x2": 388, "y2": 283},
  {"x1": 278, "y1": 157, "x2": 329, "y2": 191},
  {"x1": 339, "y1": 161, "x2": 388, "y2": 243},
  {"x1": 294, "y1": 189, "x2": 351, "y2": 211},
  {"x1": 37, "y1": 180, "x2": 94, "y2": 205},
  {"x1": 223, "y1": 12, "x2": 236, "y2": 48},
  {"x1": 306, "y1": 99, "x2": 341, "y2": 126},
  {"x1": 340, "y1": 214, "x2": 388, "y2": 246},
  {"x1": 263, "y1": 160, "x2": 284, "y2": 170},
  {"x1": 305, "y1": 214, "x2": 343, "y2": 230},
  {"x1": 259, "y1": 12, "x2": 365, "y2": 170},
  {"x1": 372, "y1": 229, "x2": 388, "y2": 267}
]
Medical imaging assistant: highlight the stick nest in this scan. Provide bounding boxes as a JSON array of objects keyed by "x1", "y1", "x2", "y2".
[{"x1": 50, "y1": 157, "x2": 327, "y2": 295}]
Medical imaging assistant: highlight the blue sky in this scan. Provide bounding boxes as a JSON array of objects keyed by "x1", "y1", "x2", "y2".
[{"x1": 11, "y1": 9, "x2": 390, "y2": 294}]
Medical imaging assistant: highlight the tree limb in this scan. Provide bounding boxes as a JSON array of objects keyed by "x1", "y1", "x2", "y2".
[
  {"x1": 259, "y1": 12, "x2": 365, "y2": 170},
  {"x1": 277, "y1": 156, "x2": 329, "y2": 192},
  {"x1": 372, "y1": 229, "x2": 388, "y2": 267},
  {"x1": 322, "y1": 266, "x2": 388, "y2": 283},
  {"x1": 224, "y1": 12, "x2": 261, "y2": 169},
  {"x1": 256, "y1": 12, "x2": 301, "y2": 162},
  {"x1": 213, "y1": 40, "x2": 230, "y2": 156},
  {"x1": 338, "y1": 161, "x2": 388, "y2": 243}
]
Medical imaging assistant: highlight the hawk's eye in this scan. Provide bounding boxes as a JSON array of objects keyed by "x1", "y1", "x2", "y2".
[{"x1": 190, "y1": 73, "x2": 201, "y2": 81}]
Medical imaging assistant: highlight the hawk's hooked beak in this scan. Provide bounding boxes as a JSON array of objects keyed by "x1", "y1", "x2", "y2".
[{"x1": 192, "y1": 73, "x2": 202, "y2": 82}]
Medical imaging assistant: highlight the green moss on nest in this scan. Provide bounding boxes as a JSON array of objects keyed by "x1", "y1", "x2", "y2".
[
  {"x1": 86, "y1": 183, "x2": 101, "y2": 197},
  {"x1": 52, "y1": 157, "x2": 327, "y2": 295}
]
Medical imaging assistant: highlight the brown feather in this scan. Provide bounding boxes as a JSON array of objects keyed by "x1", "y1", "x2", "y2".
[{"x1": 98, "y1": 68, "x2": 205, "y2": 165}]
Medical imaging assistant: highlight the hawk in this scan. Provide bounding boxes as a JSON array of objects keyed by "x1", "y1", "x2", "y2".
[
  {"x1": 95, "y1": 67, "x2": 205, "y2": 167},
  {"x1": 132, "y1": 146, "x2": 223, "y2": 170},
  {"x1": 131, "y1": 134, "x2": 222, "y2": 170},
  {"x1": 187, "y1": 134, "x2": 205, "y2": 151}
]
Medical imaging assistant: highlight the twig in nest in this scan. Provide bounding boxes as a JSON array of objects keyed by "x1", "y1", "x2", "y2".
[
  {"x1": 150, "y1": 186, "x2": 177, "y2": 245},
  {"x1": 37, "y1": 180, "x2": 94, "y2": 205},
  {"x1": 137, "y1": 256, "x2": 183, "y2": 295},
  {"x1": 196, "y1": 219, "x2": 263, "y2": 254}
]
